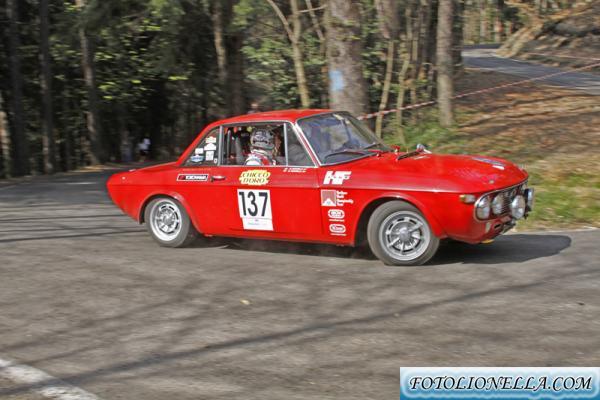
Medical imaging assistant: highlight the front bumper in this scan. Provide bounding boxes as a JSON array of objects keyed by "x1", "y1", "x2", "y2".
[{"x1": 445, "y1": 185, "x2": 534, "y2": 244}]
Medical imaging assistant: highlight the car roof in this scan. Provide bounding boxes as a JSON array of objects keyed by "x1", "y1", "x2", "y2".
[{"x1": 216, "y1": 109, "x2": 332, "y2": 125}]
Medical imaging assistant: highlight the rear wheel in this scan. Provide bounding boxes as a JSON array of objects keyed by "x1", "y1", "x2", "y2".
[
  {"x1": 145, "y1": 197, "x2": 198, "y2": 247},
  {"x1": 367, "y1": 201, "x2": 439, "y2": 266}
]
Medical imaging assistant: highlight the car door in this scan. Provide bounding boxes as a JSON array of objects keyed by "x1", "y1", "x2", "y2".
[
  {"x1": 207, "y1": 123, "x2": 323, "y2": 240},
  {"x1": 173, "y1": 127, "x2": 227, "y2": 234}
]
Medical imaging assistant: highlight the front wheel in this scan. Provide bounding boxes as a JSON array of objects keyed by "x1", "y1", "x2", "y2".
[
  {"x1": 367, "y1": 201, "x2": 439, "y2": 266},
  {"x1": 145, "y1": 197, "x2": 198, "y2": 247}
]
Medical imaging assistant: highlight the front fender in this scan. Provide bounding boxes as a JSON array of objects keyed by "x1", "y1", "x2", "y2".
[{"x1": 357, "y1": 191, "x2": 447, "y2": 239}]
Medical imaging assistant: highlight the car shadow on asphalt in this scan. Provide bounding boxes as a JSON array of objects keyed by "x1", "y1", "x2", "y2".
[
  {"x1": 429, "y1": 234, "x2": 572, "y2": 265},
  {"x1": 194, "y1": 233, "x2": 572, "y2": 266}
]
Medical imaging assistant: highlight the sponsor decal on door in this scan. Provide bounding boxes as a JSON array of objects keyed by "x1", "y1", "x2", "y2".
[
  {"x1": 323, "y1": 171, "x2": 351, "y2": 185},
  {"x1": 329, "y1": 223, "x2": 347, "y2": 236},
  {"x1": 327, "y1": 209, "x2": 345, "y2": 220},
  {"x1": 321, "y1": 190, "x2": 354, "y2": 207},
  {"x1": 239, "y1": 170, "x2": 271, "y2": 186},
  {"x1": 237, "y1": 189, "x2": 273, "y2": 231},
  {"x1": 177, "y1": 173, "x2": 209, "y2": 182}
]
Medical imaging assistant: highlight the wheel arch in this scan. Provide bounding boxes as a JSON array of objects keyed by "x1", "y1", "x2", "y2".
[
  {"x1": 353, "y1": 193, "x2": 446, "y2": 246},
  {"x1": 138, "y1": 192, "x2": 203, "y2": 233}
]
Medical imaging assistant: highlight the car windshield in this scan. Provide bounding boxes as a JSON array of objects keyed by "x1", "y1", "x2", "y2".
[{"x1": 298, "y1": 112, "x2": 390, "y2": 164}]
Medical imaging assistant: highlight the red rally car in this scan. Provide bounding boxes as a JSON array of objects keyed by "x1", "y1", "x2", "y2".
[{"x1": 107, "y1": 110, "x2": 534, "y2": 266}]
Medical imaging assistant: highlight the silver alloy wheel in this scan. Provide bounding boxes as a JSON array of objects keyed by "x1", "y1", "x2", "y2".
[
  {"x1": 379, "y1": 211, "x2": 430, "y2": 261},
  {"x1": 149, "y1": 199, "x2": 182, "y2": 242}
]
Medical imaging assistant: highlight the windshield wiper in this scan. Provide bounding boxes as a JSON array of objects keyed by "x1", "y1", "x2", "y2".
[
  {"x1": 396, "y1": 150, "x2": 423, "y2": 160},
  {"x1": 323, "y1": 149, "x2": 372, "y2": 162}
]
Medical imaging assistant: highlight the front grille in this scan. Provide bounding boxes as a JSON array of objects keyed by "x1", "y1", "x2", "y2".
[{"x1": 493, "y1": 183, "x2": 525, "y2": 216}]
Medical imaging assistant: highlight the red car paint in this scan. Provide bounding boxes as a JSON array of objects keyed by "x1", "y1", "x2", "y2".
[{"x1": 107, "y1": 109, "x2": 528, "y2": 246}]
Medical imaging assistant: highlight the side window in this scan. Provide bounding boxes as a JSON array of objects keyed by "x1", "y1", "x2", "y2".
[
  {"x1": 185, "y1": 129, "x2": 220, "y2": 166},
  {"x1": 223, "y1": 127, "x2": 252, "y2": 166},
  {"x1": 286, "y1": 126, "x2": 313, "y2": 166}
]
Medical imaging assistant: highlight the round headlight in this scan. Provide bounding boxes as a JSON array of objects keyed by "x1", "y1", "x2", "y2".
[
  {"x1": 510, "y1": 195, "x2": 526, "y2": 219},
  {"x1": 491, "y1": 194, "x2": 504, "y2": 215},
  {"x1": 476, "y1": 195, "x2": 491, "y2": 219}
]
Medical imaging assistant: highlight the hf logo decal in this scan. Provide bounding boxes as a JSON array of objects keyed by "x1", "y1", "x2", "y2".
[{"x1": 323, "y1": 171, "x2": 351, "y2": 185}]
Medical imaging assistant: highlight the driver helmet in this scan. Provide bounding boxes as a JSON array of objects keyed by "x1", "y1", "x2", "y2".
[{"x1": 250, "y1": 128, "x2": 274, "y2": 151}]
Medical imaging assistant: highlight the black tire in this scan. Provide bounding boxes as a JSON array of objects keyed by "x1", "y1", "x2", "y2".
[
  {"x1": 144, "y1": 197, "x2": 198, "y2": 248},
  {"x1": 367, "y1": 201, "x2": 440, "y2": 266}
]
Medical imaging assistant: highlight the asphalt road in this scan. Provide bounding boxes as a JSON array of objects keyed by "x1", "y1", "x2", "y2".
[
  {"x1": 463, "y1": 46, "x2": 600, "y2": 95},
  {"x1": 1, "y1": 170, "x2": 599, "y2": 399}
]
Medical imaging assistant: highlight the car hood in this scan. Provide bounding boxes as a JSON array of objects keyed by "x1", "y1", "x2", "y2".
[{"x1": 351, "y1": 152, "x2": 528, "y2": 193}]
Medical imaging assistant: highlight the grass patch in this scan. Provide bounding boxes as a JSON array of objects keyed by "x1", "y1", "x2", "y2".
[{"x1": 519, "y1": 166, "x2": 600, "y2": 230}]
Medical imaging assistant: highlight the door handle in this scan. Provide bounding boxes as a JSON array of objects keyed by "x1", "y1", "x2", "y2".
[{"x1": 211, "y1": 175, "x2": 226, "y2": 182}]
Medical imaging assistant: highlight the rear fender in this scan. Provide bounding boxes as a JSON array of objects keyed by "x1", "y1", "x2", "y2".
[{"x1": 138, "y1": 192, "x2": 204, "y2": 233}]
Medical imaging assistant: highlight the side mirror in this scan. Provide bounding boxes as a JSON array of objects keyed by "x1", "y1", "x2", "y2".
[{"x1": 415, "y1": 143, "x2": 431, "y2": 153}]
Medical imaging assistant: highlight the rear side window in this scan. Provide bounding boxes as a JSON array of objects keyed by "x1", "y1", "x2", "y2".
[{"x1": 185, "y1": 129, "x2": 219, "y2": 166}]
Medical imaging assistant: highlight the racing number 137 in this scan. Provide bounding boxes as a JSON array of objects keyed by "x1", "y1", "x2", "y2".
[{"x1": 237, "y1": 190, "x2": 271, "y2": 218}]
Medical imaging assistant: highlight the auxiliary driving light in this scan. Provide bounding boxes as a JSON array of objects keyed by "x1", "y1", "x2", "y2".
[
  {"x1": 510, "y1": 195, "x2": 526, "y2": 219},
  {"x1": 524, "y1": 188, "x2": 534, "y2": 210},
  {"x1": 491, "y1": 194, "x2": 504, "y2": 215}
]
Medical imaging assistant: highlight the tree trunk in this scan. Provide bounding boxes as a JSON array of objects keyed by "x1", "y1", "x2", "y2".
[
  {"x1": 211, "y1": 0, "x2": 245, "y2": 116},
  {"x1": 290, "y1": 0, "x2": 311, "y2": 108},
  {"x1": 409, "y1": 0, "x2": 423, "y2": 123},
  {"x1": 453, "y1": 0, "x2": 465, "y2": 68},
  {"x1": 266, "y1": 0, "x2": 311, "y2": 108},
  {"x1": 211, "y1": 0, "x2": 228, "y2": 117},
  {"x1": 40, "y1": 0, "x2": 56, "y2": 174},
  {"x1": 436, "y1": 0, "x2": 454, "y2": 127},
  {"x1": 374, "y1": 0, "x2": 399, "y2": 137},
  {"x1": 479, "y1": 0, "x2": 488, "y2": 42},
  {"x1": 305, "y1": 0, "x2": 328, "y2": 107},
  {"x1": 62, "y1": 83, "x2": 73, "y2": 171},
  {"x1": 326, "y1": 0, "x2": 369, "y2": 116},
  {"x1": 0, "y1": 94, "x2": 7, "y2": 178},
  {"x1": 76, "y1": 0, "x2": 104, "y2": 165},
  {"x1": 396, "y1": 2, "x2": 413, "y2": 141},
  {"x1": 227, "y1": 33, "x2": 246, "y2": 116},
  {"x1": 395, "y1": 39, "x2": 410, "y2": 147},
  {"x1": 211, "y1": 1, "x2": 227, "y2": 85},
  {"x1": 6, "y1": 0, "x2": 30, "y2": 176},
  {"x1": 375, "y1": 41, "x2": 395, "y2": 138}
]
